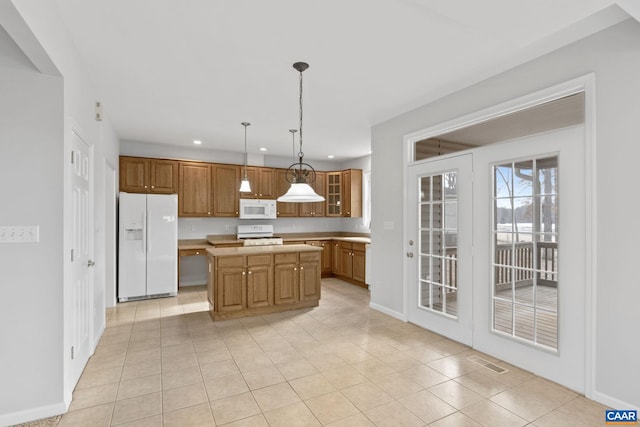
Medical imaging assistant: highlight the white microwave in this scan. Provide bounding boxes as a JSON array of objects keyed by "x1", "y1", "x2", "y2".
[{"x1": 239, "y1": 199, "x2": 277, "y2": 219}]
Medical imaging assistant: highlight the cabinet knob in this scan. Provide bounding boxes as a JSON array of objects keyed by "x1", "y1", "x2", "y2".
[
  {"x1": 242, "y1": 271, "x2": 246, "y2": 275},
  {"x1": 208, "y1": 211, "x2": 211, "y2": 215},
  {"x1": 301, "y1": 266, "x2": 304, "y2": 270},
  {"x1": 144, "y1": 185, "x2": 148, "y2": 189},
  {"x1": 294, "y1": 267, "x2": 297, "y2": 271},
  {"x1": 248, "y1": 270, "x2": 252, "y2": 275},
  {"x1": 151, "y1": 185, "x2": 155, "y2": 189},
  {"x1": 235, "y1": 212, "x2": 238, "y2": 215},
  {"x1": 196, "y1": 251, "x2": 200, "y2": 255}
]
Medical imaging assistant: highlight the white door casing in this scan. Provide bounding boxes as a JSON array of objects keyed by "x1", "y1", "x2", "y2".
[{"x1": 69, "y1": 129, "x2": 94, "y2": 387}]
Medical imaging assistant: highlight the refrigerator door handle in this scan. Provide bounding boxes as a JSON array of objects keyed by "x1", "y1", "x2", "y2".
[{"x1": 146, "y1": 210, "x2": 150, "y2": 254}]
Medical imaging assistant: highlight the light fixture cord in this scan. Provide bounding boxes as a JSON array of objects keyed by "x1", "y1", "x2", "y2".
[
  {"x1": 298, "y1": 70, "x2": 304, "y2": 162},
  {"x1": 243, "y1": 122, "x2": 249, "y2": 179}
]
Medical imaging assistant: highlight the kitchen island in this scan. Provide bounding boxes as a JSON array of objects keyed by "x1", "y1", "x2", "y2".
[{"x1": 206, "y1": 244, "x2": 323, "y2": 320}]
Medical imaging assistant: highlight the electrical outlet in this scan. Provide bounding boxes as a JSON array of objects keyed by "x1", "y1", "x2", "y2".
[{"x1": 0, "y1": 226, "x2": 39, "y2": 243}]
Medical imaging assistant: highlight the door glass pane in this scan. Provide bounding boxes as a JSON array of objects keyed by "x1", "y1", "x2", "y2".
[
  {"x1": 492, "y1": 156, "x2": 558, "y2": 350},
  {"x1": 418, "y1": 170, "x2": 458, "y2": 318}
]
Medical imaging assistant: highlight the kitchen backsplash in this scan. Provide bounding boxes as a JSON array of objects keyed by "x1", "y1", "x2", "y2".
[{"x1": 178, "y1": 217, "x2": 370, "y2": 239}]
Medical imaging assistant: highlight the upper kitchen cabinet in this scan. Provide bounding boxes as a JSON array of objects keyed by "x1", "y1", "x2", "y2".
[
  {"x1": 275, "y1": 168, "x2": 298, "y2": 217},
  {"x1": 299, "y1": 171, "x2": 326, "y2": 217},
  {"x1": 242, "y1": 167, "x2": 277, "y2": 199},
  {"x1": 120, "y1": 156, "x2": 178, "y2": 194},
  {"x1": 342, "y1": 169, "x2": 362, "y2": 218},
  {"x1": 326, "y1": 172, "x2": 342, "y2": 217},
  {"x1": 178, "y1": 161, "x2": 212, "y2": 217},
  {"x1": 213, "y1": 163, "x2": 240, "y2": 217}
]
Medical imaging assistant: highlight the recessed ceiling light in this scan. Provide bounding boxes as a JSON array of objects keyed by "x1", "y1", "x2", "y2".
[
  {"x1": 259, "y1": 147, "x2": 267, "y2": 152},
  {"x1": 327, "y1": 155, "x2": 335, "y2": 159},
  {"x1": 193, "y1": 140, "x2": 202, "y2": 145}
]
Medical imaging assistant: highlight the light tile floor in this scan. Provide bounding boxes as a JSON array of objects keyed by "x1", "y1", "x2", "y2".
[{"x1": 50, "y1": 278, "x2": 608, "y2": 426}]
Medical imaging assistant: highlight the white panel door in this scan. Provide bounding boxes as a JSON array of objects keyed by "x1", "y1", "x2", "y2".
[
  {"x1": 70, "y1": 130, "x2": 93, "y2": 385},
  {"x1": 407, "y1": 154, "x2": 473, "y2": 345},
  {"x1": 472, "y1": 125, "x2": 586, "y2": 392},
  {"x1": 146, "y1": 194, "x2": 178, "y2": 296}
]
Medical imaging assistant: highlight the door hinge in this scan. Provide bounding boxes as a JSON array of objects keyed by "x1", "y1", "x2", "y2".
[
  {"x1": 71, "y1": 346, "x2": 75, "y2": 360},
  {"x1": 71, "y1": 249, "x2": 74, "y2": 262},
  {"x1": 71, "y1": 151, "x2": 75, "y2": 165}
]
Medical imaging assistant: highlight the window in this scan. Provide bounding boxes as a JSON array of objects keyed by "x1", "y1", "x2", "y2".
[
  {"x1": 492, "y1": 156, "x2": 558, "y2": 349},
  {"x1": 419, "y1": 171, "x2": 458, "y2": 317}
]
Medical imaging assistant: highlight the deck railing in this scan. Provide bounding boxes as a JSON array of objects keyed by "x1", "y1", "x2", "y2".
[{"x1": 495, "y1": 242, "x2": 558, "y2": 288}]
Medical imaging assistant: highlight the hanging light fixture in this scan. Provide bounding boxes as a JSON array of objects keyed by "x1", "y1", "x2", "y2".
[
  {"x1": 239, "y1": 122, "x2": 252, "y2": 193},
  {"x1": 278, "y1": 62, "x2": 325, "y2": 203}
]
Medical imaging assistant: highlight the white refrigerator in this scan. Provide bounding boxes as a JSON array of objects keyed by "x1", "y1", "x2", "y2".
[{"x1": 118, "y1": 192, "x2": 178, "y2": 301}]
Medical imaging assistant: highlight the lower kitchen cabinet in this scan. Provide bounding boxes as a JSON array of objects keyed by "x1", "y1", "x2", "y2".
[
  {"x1": 305, "y1": 240, "x2": 332, "y2": 277},
  {"x1": 274, "y1": 253, "x2": 299, "y2": 305},
  {"x1": 246, "y1": 257, "x2": 273, "y2": 308},
  {"x1": 300, "y1": 252, "x2": 321, "y2": 301},
  {"x1": 335, "y1": 241, "x2": 367, "y2": 288},
  {"x1": 207, "y1": 246, "x2": 321, "y2": 320}
]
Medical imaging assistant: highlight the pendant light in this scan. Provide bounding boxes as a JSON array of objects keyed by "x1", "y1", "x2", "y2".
[
  {"x1": 239, "y1": 122, "x2": 252, "y2": 193},
  {"x1": 278, "y1": 62, "x2": 325, "y2": 203}
]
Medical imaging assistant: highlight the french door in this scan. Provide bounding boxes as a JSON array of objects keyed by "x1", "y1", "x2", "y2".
[
  {"x1": 406, "y1": 126, "x2": 586, "y2": 392},
  {"x1": 406, "y1": 153, "x2": 473, "y2": 345}
]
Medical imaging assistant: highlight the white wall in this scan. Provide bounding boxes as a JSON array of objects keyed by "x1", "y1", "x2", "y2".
[
  {"x1": 371, "y1": 18, "x2": 640, "y2": 409},
  {"x1": 0, "y1": 25, "x2": 65, "y2": 421},
  {"x1": 0, "y1": 0, "x2": 120, "y2": 423}
]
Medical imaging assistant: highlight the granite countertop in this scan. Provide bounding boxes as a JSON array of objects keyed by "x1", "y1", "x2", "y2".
[{"x1": 206, "y1": 243, "x2": 323, "y2": 257}]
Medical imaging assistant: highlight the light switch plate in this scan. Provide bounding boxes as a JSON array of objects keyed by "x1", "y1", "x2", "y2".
[{"x1": 0, "y1": 226, "x2": 39, "y2": 243}]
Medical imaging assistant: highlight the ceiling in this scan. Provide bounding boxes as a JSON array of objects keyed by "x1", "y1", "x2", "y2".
[{"x1": 54, "y1": 0, "x2": 623, "y2": 161}]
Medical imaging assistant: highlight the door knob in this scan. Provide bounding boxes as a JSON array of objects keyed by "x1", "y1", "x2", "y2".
[
  {"x1": 87, "y1": 260, "x2": 96, "y2": 267},
  {"x1": 406, "y1": 252, "x2": 414, "y2": 258}
]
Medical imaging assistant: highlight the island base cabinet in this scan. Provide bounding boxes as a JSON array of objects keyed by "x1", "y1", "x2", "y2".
[
  {"x1": 300, "y1": 252, "x2": 321, "y2": 301},
  {"x1": 247, "y1": 264, "x2": 273, "y2": 308},
  {"x1": 216, "y1": 267, "x2": 246, "y2": 312},
  {"x1": 208, "y1": 246, "x2": 321, "y2": 320}
]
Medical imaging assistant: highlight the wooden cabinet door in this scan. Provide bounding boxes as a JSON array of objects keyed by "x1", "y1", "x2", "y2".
[
  {"x1": 213, "y1": 164, "x2": 240, "y2": 216},
  {"x1": 207, "y1": 254, "x2": 215, "y2": 307},
  {"x1": 326, "y1": 172, "x2": 342, "y2": 216},
  {"x1": 342, "y1": 169, "x2": 363, "y2": 218},
  {"x1": 179, "y1": 162, "x2": 212, "y2": 217},
  {"x1": 331, "y1": 241, "x2": 340, "y2": 274},
  {"x1": 216, "y1": 267, "x2": 246, "y2": 312},
  {"x1": 300, "y1": 256, "x2": 321, "y2": 302},
  {"x1": 300, "y1": 171, "x2": 325, "y2": 216},
  {"x1": 247, "y1": 265, "x2": 273, "y2": 308},
  {"x1": 276, "y1": 169, "x2": 298, "y2": 217},
  {"x1": 320, "y1": 241, "x2": 332, "y2": 275},
  {"x1": 352, "y1": 249, "x2": 366, "y2": 283},
  {"x1": 258, "y1": 168, "x2": 276, "y2": 199},
  {"x1": 120, "y1": 156, "x2": 149, "y2": 193},
  {"x1": 274, "y1": 263, "x2": 299, "y2": 305},
  {"x1": 340, "y1": 244, "x2": 353, "y2": 278},
  {"x1": 149, "y1": 159, "x2": 178, "y2": 193}
]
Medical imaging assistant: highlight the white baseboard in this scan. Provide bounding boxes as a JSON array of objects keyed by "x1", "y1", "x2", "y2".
[
  {"x1": 590, "y1": 389, "x2": 640, "y2": 412},
  {"x1": 369, "y1": 302, "x2": 407, "y2": 321},
  {"x1": 0, "y1": 401, "x2": 67, "y2": 426}
]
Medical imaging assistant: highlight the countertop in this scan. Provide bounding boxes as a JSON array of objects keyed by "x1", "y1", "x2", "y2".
[
  {"x1": 206, "y1": 244, "x2": 323, "y2": 257},
  {"x1": 178, "y1": 234, "x2": 371, "y2": 251}
]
